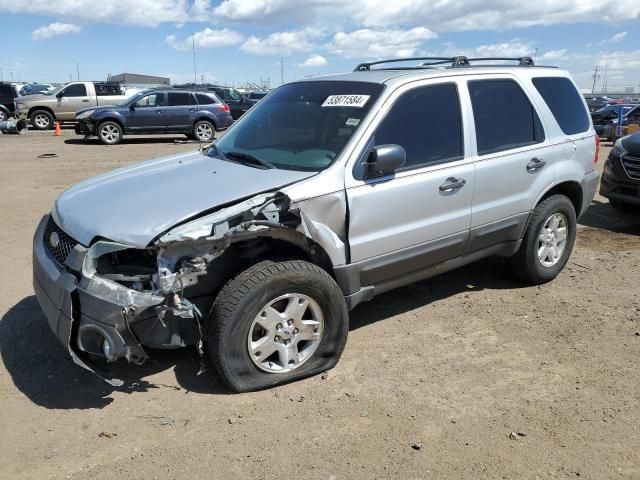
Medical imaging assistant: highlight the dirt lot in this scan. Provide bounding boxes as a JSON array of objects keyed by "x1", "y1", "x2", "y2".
[{"x1": 0, "y1": 129, "x2": 639, "y2": 480}]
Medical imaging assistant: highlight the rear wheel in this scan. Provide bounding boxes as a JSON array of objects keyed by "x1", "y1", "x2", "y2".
[
  {"x1": 206, "y1": 260, "x2": 349, "y2": 392},
  {"x1": 509, "y1": 194, "x2": 576, "y2": 284},
  {"x1": 30, "y1": 110, "x2": 54, "y2": 130},
  {"x1": 97, "y1": 121, "x2": 123, "y2": 145},
  {"x1": 193, "y1": 120, "x2": 215, "y2": 142}
]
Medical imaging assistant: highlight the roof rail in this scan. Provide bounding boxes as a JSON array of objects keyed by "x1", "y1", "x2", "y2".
[{"x1": 354, "y1": 56, "x2": 536, "y2": 71}]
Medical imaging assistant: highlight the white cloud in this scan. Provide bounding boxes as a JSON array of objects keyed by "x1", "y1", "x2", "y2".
[
  {"x1": 0, "y1": 0, "x2": 191, "y2": 27},
  {"x1": 610, "y1": 31, "x2": 627, "y2": 43},
  {"x1": 329, "y1": 27, "x2": 437, "y2": 59},
  {"x1": 538, "y1": 49, "x2": 569, "y2": 61},
  {"x1": 473, "y1": 40, "x2": 531, "y2": 57},
  {"x1": 165, "y1": 28, "x2": 243, "y2": 50},
  {"x1": 241, "y1": 28, "x2": 323, "y2": 56},
  {"x1": 211, "y1": 0, "x2": 639, "y2": 31},
  {"x1": 297, "y1": 54, "x2": 327, "y2": 68},
  {"x1": 32, "y1": 22, "x2": 81, "y2": 40}
]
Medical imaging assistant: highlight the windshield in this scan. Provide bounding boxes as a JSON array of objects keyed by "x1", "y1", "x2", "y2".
[{"x1": 209, "y1": 81, "x2": 384, "y2": 171}]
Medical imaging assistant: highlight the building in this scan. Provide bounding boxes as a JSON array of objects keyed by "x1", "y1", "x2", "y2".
[{"x1": 108, "y1": 73, "x2": 170, "y2": 86}]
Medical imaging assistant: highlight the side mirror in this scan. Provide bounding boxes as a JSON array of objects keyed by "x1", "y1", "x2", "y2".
[
  {"x1": 365, "y1": 144, "x2": 406, "y2": 178},
  {"x1": 129, "y1": 103, "x2": 136, "y2": 110},
  {"x1": 56, "y1": 91, "x2": 64, "y2": 99}
]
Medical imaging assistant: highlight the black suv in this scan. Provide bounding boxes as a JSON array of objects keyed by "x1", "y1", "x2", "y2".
[
  {"x1": 600, "y1": 131, "x2": 640, "y2": 211},
  {"x1": 174, "y1": 84, "x2": 256, "y2": 119},
  {"x1": 0, "y1": 83, "x2": 19, "y2": 121}
]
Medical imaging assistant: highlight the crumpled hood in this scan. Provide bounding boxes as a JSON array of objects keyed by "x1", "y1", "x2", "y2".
[
  {"x1": 76, "y1": 105, "x2": 118, "y2": 116},
  {"x1": 53, "y1": 150, "x2": 315, "y2": 247}
]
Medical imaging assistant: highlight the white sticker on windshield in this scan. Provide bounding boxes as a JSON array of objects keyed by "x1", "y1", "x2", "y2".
[
  {"x1": 345, "y1": 117, "x2": 360, "y2": 127},
  {"x1": 322, "y1": 95, "x2": 370, "y2": 108}
]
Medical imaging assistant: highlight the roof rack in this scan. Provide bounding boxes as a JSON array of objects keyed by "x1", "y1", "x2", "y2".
[{"x1": 354, "y1": 56, "x2": 536, "y2": 71}]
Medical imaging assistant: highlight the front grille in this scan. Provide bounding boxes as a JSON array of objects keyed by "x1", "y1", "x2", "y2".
[
  {"x1": 43, "y1": 216, "x2": 79, "y2": 266},
  {"x1": 621, "y1": 155, "x2": 640, "y2": 180}
]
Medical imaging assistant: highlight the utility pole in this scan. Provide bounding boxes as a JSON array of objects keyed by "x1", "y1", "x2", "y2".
[
  {"x1": 601, "y1": 65, "x2": 608, "y2": 94},
  {"x1": 10, "y1": 71, "x2": 14, "y2": 82},
  {"x1": 76, "y1": 62, "x2": 80, "y2": 81},
  {"x1": 201, "y1": 74, "x2": 205, "y2": 85},
  {"x1": 280, "y1": 57, "x2": 284, "y2": 85},
  {"x1": 533, "y1": 48, "x2": 538, "y2": 61},
  {"x1": 69, "y1": 74, "x2": 72, "y2": 82},
  {"x1": 591, "y1": 65, "x2": 599, "y2": 94}
]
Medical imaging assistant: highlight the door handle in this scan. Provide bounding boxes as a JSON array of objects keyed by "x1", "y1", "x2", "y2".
[
  {"x1": 156, "y1": 110, "x2": 164, "y2": 114},
  {"x1": 81, "y1": 99, "x2": 89, "y2": 102},
  {"x1": 526, "y1": 157, "x2": 546, "y2": 173},
  {"x1": 439, "y1": 177, "x2": 466, "y2": 193},
  {"x1": 189, "y1": 108, "x2": 197, "y2": 112}
]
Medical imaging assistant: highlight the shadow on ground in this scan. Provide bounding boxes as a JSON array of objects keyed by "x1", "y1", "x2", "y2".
[
  {"x1": 64, "y1": 136, "x2": 200, "y2": 146},
  {"x1": 1, "y1": 258, "x2": 526, "y2": 409},
  {"x1": 579, "y1": 199, "x2": 640, "y2": 236}
]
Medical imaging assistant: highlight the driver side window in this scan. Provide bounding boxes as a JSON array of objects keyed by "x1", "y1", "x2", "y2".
[
  {"x1": 63, "y1": 84, "x2": 87, "y2": 97},
  {"x1": 374, "y1": 83, "x2": 463, "y2": 170},
  {"x1": 134, "y1": 93, "x2": 162, "y2": 108}
]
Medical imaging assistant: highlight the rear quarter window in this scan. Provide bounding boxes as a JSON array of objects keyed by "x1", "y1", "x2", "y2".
[{"x1": 532, "y1": 77, "x2": 590, "y2": 135}]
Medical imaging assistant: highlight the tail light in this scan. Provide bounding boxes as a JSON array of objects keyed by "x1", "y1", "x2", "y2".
[
  {"x1": 594, "y1": 134, "x2": 600, "y2": 164},
  {"x1": 219, "y1": 103, "x2": 230, "y2": 113}
]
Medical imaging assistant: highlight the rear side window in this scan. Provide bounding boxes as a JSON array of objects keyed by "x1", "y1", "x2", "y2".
[
  {"x1": 469, "y1": 79, "x2": 544, "y2": 155},
  {"x1": 167, "y1": 92, "x2": 193, "y2": 106},
  {"x1": 374, "y1": 83, "x2": 463, "y2": 169},
  {"x1": 195, "y1": 93, "x2": 216, "y2": 105},
  {"x1": 64, "y1": 84, "x2": 87, "y2": 97},
  {"x1": 532, "y1": 77, "x2": 590, "y2": 135}
]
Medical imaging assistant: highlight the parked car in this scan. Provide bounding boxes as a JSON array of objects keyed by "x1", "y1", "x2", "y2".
[
  {"x1": 174, "y1": 84, "x2": 257, "y2": 120},
  {"x1": 15, "y1": 81, "x2": 134, "y2": 130},
  {"x1": 245, "y1": 91, "x2": 269, "y2": 101},
  {"x1": 592, "y1": 104, "x2": 640, "y2": 140},
  {"x1": 0, "y1": 83, "x2": 19, "y2": 121},
  {"x1": 584, "y1": 95, "x2": 610, "y2": 112},
  {"x1": 19, "y1": 83, "x2": 53, "y2": 96},
  {"x1": 33, "y1": 56, "x2": 599, "y2": 391},
  {"x1": 600, "y1": 131, "x2": 640, "y2": 210},
  {"x1": 75, "y1": 89, "x2": 233, "y2": 144}
]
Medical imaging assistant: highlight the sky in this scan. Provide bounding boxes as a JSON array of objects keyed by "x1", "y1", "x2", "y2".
[{"x1": 0, "y1": 0, "x2": 639, "y2": 93}]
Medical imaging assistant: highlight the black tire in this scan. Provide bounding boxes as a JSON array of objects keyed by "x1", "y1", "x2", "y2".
[
  {"x1": 30, "y1": 109, "x2": 55, "y2": 130},
  {"x1": 0, "y1": 109, "x2": 7, "y2": 122},
  {"x1": 509, "y1": 194, "x2": 577, "y2": 284},
  {"x1": 609, "y1": 199, "x2": 636, "y2": 213},
  {"x1": 97, "y1": 120, "x2": 123, "y2": 145},
  {"x1": 206, "y1": 260, "x2": 349, "y2": 392},
  {"x1": 193, "y1": 120, "x2": 215, "y2": 142}
]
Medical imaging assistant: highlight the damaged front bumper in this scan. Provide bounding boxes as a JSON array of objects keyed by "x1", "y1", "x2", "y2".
[{"x1": 32, "y1": 215, "x2": 182, "y2": 386}]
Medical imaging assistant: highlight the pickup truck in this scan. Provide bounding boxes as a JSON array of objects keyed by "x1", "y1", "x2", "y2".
[{"x1": 15, "y1": 81, "x2": 137, "y2": 130}]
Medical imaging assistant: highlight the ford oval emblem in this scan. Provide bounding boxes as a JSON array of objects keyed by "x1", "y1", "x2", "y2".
[{"x1": 49, "y1": 231, "x2": 60, "y2": 248}]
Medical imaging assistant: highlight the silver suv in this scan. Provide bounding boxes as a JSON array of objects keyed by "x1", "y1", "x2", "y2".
[{"x1": 32, "y1": 56, "x2": 600, "y2": 391}]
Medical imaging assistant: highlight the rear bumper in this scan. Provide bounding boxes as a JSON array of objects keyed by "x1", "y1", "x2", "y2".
[{"x1": 32, "y1": 215, "x2": 165, "y2": 385}]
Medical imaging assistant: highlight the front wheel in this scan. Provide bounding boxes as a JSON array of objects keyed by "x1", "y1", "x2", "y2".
[
  {"x1": 30, "y1": 109, "x2": 54, "y2": 130},
  {"x1": 206, "y1": 260, "x2": 349, "y2": 392},
  {"x1": 509, "y1": 194, "x2": 577, "y2": 284},
  {"x1": 97, "y1": 121, "x2": 123, "y2": 145}
]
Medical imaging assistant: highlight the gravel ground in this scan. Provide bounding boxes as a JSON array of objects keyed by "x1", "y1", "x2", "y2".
[{"x1": 0, "y1": 129, "x2": 639, "y2": 479}]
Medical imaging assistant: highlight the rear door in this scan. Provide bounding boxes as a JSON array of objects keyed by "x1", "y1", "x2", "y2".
[
  {"x1": 56, "y1": 83, "x2": 91, "y2": 120},
  {"x1": 346, "y1": 80, "x2": 474, "y2": 286},
  {"x1": 164, "y1": 92, "x2": 197, "y2": 132},
  {"x1": 127, "y1": 92, "x2": 166, "y2": 132},
  {"x1": 464, "y1": 76, "x2": 553, "y2": 253}
]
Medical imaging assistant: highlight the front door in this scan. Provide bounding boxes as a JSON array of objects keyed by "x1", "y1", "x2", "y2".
[
  {"x1": 57, "y1": 83, "x2": 90, "y2": 120},
  {"x1": 346, "y1": 81, "x2": 474, "y2": 287},
  {"x1": 127, "y1": 92, "x2": 166, "y2": 132}
]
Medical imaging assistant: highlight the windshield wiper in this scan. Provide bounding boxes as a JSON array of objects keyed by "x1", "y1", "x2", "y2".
[{"x1": 224, "y1": 151, "x2": 276, "y2": 170}]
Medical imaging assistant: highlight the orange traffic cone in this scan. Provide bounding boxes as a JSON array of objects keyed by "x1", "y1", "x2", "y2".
[{"x1": 54, "y1": 121, "x2": 61, "y2": 136}]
